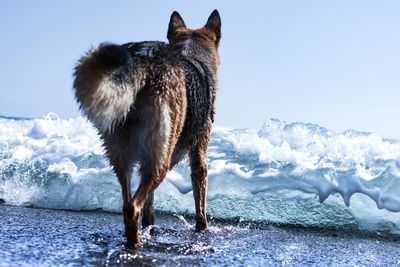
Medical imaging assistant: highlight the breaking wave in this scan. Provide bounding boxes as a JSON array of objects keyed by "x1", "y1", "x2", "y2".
[{"x1": 1, "y1": 114, "x2": 400, "y2": 233}]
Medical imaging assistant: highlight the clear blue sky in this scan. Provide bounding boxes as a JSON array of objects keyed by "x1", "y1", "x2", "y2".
[{"x1": 1, "y1": 1, "x2": 399, "y2": 138}]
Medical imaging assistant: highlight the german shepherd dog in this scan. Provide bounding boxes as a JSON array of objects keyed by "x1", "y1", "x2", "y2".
[{"x1": 73, "y1": 10, "x2": 221, "y2": 244}]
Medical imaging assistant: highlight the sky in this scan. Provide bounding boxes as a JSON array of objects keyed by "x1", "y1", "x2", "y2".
[{"x1": 0, "y1": 1, "x2": 399, "y2": 138}]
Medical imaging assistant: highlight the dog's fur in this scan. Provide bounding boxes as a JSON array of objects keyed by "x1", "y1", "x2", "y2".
[{"x1": 73, "y1": 10, "x2": 221, "y2": 244}]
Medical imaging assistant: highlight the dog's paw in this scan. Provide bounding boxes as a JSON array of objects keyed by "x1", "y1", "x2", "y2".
[{"x1": 195, "y1": 220, "x2": 208, "y2": 232}]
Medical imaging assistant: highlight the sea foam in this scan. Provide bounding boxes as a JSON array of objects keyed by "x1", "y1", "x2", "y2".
[{"x1": 1, "y1": 114, "x2": 400, "y2": 233}]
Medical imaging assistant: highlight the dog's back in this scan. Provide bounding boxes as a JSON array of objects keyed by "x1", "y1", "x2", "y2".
[{"x1": 73, "y1": 10, "x2": 221, "y2": 244}]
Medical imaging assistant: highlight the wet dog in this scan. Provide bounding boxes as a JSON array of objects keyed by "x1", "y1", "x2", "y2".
[{"x1": 73, "y1": 10, "x2": 221, "y2": 244}]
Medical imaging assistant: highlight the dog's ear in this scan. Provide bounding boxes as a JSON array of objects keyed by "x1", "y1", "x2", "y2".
[
  {"x1": 167, "y1": 11, "x2": 186, "y2": 41},
  {"x1": 205, "y1": 10, "x2": 221, "y2": 45}
]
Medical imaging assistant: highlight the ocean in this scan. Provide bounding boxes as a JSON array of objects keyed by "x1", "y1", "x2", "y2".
[{"x1": 1, "y1": 114, "x2": 400, "y2": 265}]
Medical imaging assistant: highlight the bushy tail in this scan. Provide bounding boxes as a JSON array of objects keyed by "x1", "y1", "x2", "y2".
[{"x1": 73, "y1": 44, "x2": 145, "y2": 132}]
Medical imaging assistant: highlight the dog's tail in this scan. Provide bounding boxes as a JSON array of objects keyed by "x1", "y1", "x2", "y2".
[{"x1": 73, "y1": 43, "x2": 146, "y2": 132}]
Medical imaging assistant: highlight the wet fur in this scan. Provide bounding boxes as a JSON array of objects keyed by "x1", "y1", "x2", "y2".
[{"x1": 73, "y1": 10, "x2": 221, "y2": 244}]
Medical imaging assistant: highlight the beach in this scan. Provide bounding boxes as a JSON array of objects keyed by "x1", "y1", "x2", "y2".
[{"x1": 1, "y1": 204, "x2": 399, "y2": 266}]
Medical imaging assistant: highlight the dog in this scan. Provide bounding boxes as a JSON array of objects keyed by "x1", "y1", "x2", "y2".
[{"x1": 73, "y1": 10, "x2": 221, "y2": 244}]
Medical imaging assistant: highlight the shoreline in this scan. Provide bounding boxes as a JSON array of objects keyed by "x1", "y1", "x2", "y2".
[
  {"x1": 1, "y1": 204, "x2": 400, "y2": 266},
  {"x1": 4, "y1": 202, "x2": 400, "y2": 240}
]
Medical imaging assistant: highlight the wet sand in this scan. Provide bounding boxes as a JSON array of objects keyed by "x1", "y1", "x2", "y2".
[{"x1": 1, "y1": 204, "x2": 399, "y2": 266}]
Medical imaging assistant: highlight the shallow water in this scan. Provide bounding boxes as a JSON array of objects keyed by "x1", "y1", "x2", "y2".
[{"x1": 1, "y1": 205, "x2": 399, "y2": 266}]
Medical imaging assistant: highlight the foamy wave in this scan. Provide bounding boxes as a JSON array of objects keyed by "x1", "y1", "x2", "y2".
[{"x1": 1, "y1": 114, "x2": 400, "y2": 233}]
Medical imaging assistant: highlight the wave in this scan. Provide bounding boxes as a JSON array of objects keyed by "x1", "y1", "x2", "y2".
[{"x1": 1, "y1": 113, "x2": 400, "y2": 233}]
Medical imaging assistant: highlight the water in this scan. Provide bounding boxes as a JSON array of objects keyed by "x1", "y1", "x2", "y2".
[
  {"x1": 1, "y1": 205, "x2": 399, "y2": 266},
  {"x1": 1, "y1": 114, "x2": 400, "y2": 234}
]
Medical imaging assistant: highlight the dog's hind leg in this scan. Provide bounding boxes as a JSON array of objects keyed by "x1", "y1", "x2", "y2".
[
  {"x1": 116, "y1": 166, "x2": 132, "y2": 229},
  {"x1": 141, "y1": 191, "x2": 155, "y2": 229},
  {"x1": 102, "y1": 129, "x2": 136, "y2": 239},
  {"x1": 108, "y1": 156, "x2": 133, "y2": 232},
  {"x1": 189, "y1": 144, "x2": 209, "y2": 231},
  {"x1": 123, "y1": 75, "x2": 186, "y2": 244},
  {"x1": 125, "y1": 163, "x2": 170, "y2": 244},
  {"x1": 125, "y1": 109, "x2": 185, "y2": 243}
]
